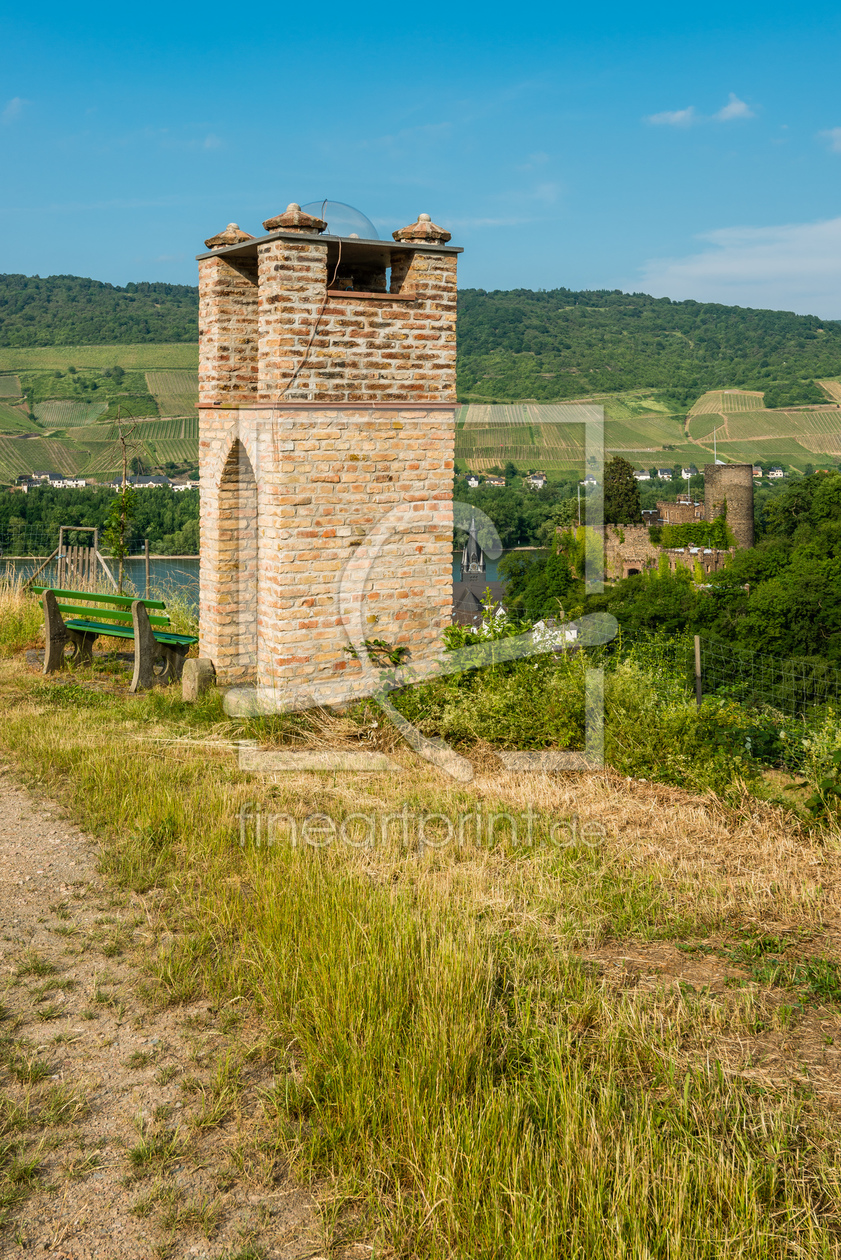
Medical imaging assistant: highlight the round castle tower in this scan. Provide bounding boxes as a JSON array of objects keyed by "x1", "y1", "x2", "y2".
[{"x1": 703, "y1": 463, "x2": 754, "y2": 549}]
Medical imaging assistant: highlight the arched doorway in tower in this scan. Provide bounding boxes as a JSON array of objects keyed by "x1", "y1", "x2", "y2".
[{"x1": 215, "y1": 438, "x2": 258, "y2": 680}]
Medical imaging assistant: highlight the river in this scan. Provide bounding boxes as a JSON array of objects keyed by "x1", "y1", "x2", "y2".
[
  {"x1": 4, "y1": 556, "x2": 200, "y2": 604},
  {"x1": 4, "y1": 548, "x2": 523, "y2": 606}
]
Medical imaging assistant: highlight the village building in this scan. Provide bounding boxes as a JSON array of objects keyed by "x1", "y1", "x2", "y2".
[{"x1": 109, "y1": 475, "x2": 175, "y2": 490}]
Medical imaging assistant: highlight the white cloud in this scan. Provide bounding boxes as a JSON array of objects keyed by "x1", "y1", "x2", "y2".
[
  {"x1": 646, "y1": 106, "x2": 697, "y2": 127},
  {"x1": 641, "y1": 217, "x2": 841, "y2": 319},
  {"x1": 203, "y1": 134, "x2": 223, "y2": 150},
  {"x1": 714, "y1": 93, "x2": 755, "y2": 121},
  {"x1": 516, "y1": 151, "x2": 551, "y2": 171},
  {"x1": 819, "y1": 127, "x2": 841, "y2": 153},
  {"x1": 2, "y1": 97, "x2": 27, "y2": 125},
  {"x1": 645, "y1": 95, "x2": 756, "y2": 128}
]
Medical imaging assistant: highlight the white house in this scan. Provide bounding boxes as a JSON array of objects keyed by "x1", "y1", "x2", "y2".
[
  {"x1": 633, "y1": 470, "x2": 651, "y2": 481},
  {"x1": 656, "y1": 469, "x2": 672, "y2": 480},
  {"x1": 768, "y1": 466, "x2": 785, "y2": 479},
  {"x1": 465, "y1": 474, "x2": 480, "y2": 488},
  {"x1": 110, "y1": 475, "x2": 173, "y2": 490},
  {"x1": 526, "y1": 471, "x2": 548, "y2": 489}
]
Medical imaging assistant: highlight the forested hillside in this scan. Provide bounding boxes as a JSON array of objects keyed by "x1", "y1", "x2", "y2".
[
  {"x1": 3, "y1": 274, "x2": 841, "y2": 410},
  {"x1": 0, "y1": 275, "x2": 199, "y2": 346},
  {"x1": 457, "y1": 289, "x2": 841, "y2": 407}
]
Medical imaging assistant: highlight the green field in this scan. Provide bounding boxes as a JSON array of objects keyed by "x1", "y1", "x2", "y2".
[
  {"x1": 145, "y1": 369, "x2": 198, "y2": 417},
  {"x1": 115, "y1": 416, "x2": 196, "y2": 440},
  {"x1": 687, "y1": 414, "x2": 726, "y2": 441},
  {"x1": 0, "y1": 403, "x2": 41, "y2": 435},
  {"x1": 690, "y1": 389, "x2": 765, "y2": 415},
  {"x1": 145, "y1": 438, "x2": 201, "y2": 464},
  {"x1": 0, "y1": 436, "x2": 82, "y2": 479},
  {"x1": 455, "y1": 397, "x2": 841, "y2": 474},
  {"x1": 723, "y1": 408, "x2": 841, "y2": 446},
  {"x1": 712, "y1": 438, "x2": 827, "y2": 467},
  {"x1": 819, "y1": 378, "x2": 841, "y2": 403},
  {"x1": 0, "y1": 344, "x2": 837, "y2": 479},
  {"x1": 33, "y1": 399, "x2": 109, "y2": 428},
  {"x1": 0, "y1": 344, "x2": 199, "y2": 372}
]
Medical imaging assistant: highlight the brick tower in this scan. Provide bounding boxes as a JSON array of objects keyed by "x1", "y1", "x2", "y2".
[
  {"x1": 703, "y1": 463, "x2": 755, "y2": 549},
  {"x1": 196, "y1": 204, "x2": 460, "y2": 705}
]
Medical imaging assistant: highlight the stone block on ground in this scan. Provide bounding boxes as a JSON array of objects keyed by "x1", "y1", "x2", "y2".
[{"x1": 182, "y1": 657, "x2": 216, "y2": 702}]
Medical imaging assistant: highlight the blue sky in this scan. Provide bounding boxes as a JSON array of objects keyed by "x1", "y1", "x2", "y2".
[{"x1": 2, "y1": 0, "x2": 841, "y2": 316}]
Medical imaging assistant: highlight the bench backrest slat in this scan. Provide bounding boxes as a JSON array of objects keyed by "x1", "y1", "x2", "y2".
[
  {"x1": 57, "y1": 604, "x2": 172, "y2": 627},
  {"x1": 32, "y1": 585, "x2": 167, "y2": 611}
]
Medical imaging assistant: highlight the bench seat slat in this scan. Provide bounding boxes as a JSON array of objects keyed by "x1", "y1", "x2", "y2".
[
  {"x1": 65, "y1": 618, "x2": 197, "y2": 646},
  {"x1": 54, "y1": 603, "x2": 171, "y2": 626},
  {"x1": 32, "y1": 585, "x2": 167, "y2": 610}
]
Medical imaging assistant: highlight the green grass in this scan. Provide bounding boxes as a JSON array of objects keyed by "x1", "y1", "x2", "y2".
[
  {"x1": 0, "y1": 376, "x2": 21, "y2": 398},
  {"x1": 0, "y1": 654, "x2": 837, "y2": 1254},
  {"x1": 127, "y1": 1126, "x2": 187, "y2": 1176}
]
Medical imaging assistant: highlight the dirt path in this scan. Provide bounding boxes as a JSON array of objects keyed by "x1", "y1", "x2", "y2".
[{"x1": 0, "y1": 766, "x2": 336, "y2": 1260}]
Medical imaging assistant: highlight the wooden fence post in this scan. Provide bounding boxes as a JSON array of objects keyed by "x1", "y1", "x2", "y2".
[{"x1": 694, "y1": 635, "x2": 702, "y2": 708}]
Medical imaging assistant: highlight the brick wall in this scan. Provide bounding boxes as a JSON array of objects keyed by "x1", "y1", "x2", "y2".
[
  {"x1": 602, "y1": 524, "x2": 660, "y2": 579},
  {"x1": 198, "y1": 406, "x2": 454, "y2": 695},
  {"x1": 198, "y1": 254, "x2": 258, "y2": 404},
  {"x1": 197, "y1": 215, "x2": 460, "y2": 695},
  {"x1": 658, "y1": 499, "x2": 704, "y2": 525},
  {"x1": 593, "y1": 524, "x2": 735, "y2": 582},
  {"x1": 249, "y1": 237, "x2": 457, "y2": 403}
]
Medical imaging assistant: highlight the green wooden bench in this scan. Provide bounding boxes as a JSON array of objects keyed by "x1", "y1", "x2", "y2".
[{"x1": 33, "y1": 586, "x2": 198, "y2": 692}]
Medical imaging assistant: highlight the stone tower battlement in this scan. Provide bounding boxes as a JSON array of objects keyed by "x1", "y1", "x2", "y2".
[{"x1": 196, "y1": 205, "x2": 461, "y2": 697}]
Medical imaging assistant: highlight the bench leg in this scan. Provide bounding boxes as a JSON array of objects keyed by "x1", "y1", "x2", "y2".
[
  {"x1": 158, "y1": 643, "x2": 190, "y2": 684},
  {"x1": 66, "y1": 629, "x2": 98, "y2": 666},
  {"x1": 43, "y1": 590, "x2": 69, "y2": 674},
  {"x1": 130, "y1": 600, "x2": 159, "y2": 692}
]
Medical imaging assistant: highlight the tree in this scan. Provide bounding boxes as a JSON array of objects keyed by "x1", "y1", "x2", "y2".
[
  {"x1": 103, "y1": 409, "x2": 139, "y2": 591},
  {"x1": 603, "y1": 456, "x2": 642, "y2": 524}
]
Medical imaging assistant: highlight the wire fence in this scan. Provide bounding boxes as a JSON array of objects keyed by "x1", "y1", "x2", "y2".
[
  {"x1": 0, "y1": 526, "x2": 152, "y2": 557},
  {"x1": 700, "y1": 636, "x2": 841, "y2": 716},
  {"x1": 588, "y1": 626, "x2": 841, "y2": 717}
]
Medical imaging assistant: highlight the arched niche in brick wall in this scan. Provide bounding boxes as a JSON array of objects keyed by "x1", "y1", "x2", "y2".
[{"x1": 218, "y1": 438, "x2": 258, "y2": 680}]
